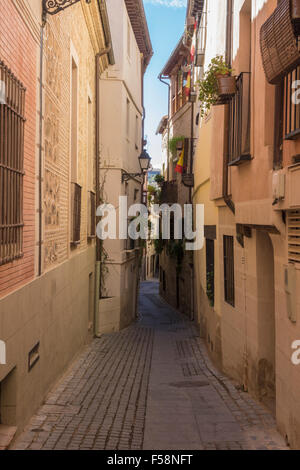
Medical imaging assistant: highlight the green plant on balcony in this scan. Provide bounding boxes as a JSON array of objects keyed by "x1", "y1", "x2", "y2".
[
  {"x1": 154, "y1": 174, "x2": 165, "y2": 185},
  {"x1": 168, "y1": 136, "x2": 185, "y2": 159},
  {"x1": 197, "y1": 55, "x2": 235, "y2": 117}
]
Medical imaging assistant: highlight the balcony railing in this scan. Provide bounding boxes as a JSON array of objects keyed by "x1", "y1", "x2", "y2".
[
  {"x1": 284, "y1": 64, "x2": 300, "y2": 140},
  {"x1": 71, "y1": 182, "x2": 82, "y2": 244},
  {"x1": 228, "y1": 72, "x2": 251, "y2": 166},
  {"x1": 160, "y1": 181, "x2": 178, "y2": 205}
]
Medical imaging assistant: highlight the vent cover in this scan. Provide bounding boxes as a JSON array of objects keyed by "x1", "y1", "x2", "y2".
[{"x1": 288, "y1": 210, "x2": 300, "y2": 264}]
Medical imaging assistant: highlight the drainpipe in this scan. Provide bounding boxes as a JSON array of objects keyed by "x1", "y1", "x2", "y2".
[
  {"x1": 94, "y1": 44, "x2": 112, "y2": 337},
  {"x1": 158, "y1": 74, "x2": 171, "y2": 181},
  {"x1": 223, "y1": 0, "x2": 235, "y2": 214},
  {"x1": 38, "y1": 17, "x2": 46, "y2": 277}
]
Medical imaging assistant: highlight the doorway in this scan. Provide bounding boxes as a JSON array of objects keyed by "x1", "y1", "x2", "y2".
[{"x1": 256, "y1": 231, "x2": 276, "y2": 414}]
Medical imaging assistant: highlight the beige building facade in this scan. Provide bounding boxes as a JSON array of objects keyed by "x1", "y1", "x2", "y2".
[
  {"x1": 98, "y1": 0, "x2": 152, "y2": 334},
  {"x1": 193, "y1": 0, "x2": 300, "y2": 449}
]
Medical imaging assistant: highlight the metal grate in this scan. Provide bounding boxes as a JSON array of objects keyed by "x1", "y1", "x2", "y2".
[
  {"x1": 0, "y1": 60, "x2": 26, "y2": 266},
  {"x1": 260, "y1": 0, "x2": 300, "y2": 85},
  {"x1": 223, "y1": 235, "x2": 235, "y2": 307},
  {"x1": 71, "y1": 183, "x2": 81, "y2": 244},
  {"x1": 228, "y1": 73, "x2": 251, "y2": 165},
  {"x1": 88, "y1": 191, "x2": 96, "y2": 238},
  {"x1": 288, "y1": 210, "x2": 300, "y2": 264},
  {"x1": 284, "y1": 64, "x2": 300, "y2": 140}
]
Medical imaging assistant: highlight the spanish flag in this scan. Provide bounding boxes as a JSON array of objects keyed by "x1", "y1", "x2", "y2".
[
  {"x1": 175, "y1": 147, "x2": 184, "y2": 174},
  {"x1": 185, "y1": 70, "x2": 191, "y2": 97}
]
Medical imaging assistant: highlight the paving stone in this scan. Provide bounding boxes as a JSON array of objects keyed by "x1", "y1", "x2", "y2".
[{"x1": 12, "y1": 281, "x2": 289, "y2": 451}]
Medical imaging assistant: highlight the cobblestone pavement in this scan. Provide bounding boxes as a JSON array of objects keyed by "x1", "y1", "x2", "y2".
[{"x1": 12, "y1": 281, "x2": 289, "y2": 450}]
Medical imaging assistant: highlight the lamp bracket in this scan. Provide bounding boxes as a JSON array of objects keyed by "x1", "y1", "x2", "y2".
[
  {"x1": 43, "y1": 0, "x2": 88, "y2": 20},
  {"x1": 121, "y1": 171, "x2": 144, "y2": 184}
]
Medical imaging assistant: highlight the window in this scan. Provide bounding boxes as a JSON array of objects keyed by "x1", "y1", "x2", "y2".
[
  {"x1": 0, "y1": 61, "x2": 25, "y2": 265},
  {"x1": 288, "y1": 210, "x2": 300, "y2": 264},
  {"x1": 126, "y1": 98, "x2": 130, "y2": 137},
  {"x1": 228, "y1": 73, "x2": 251, "y2": 165},
  {"x1": 71, "y1": 58, "x2": 78, "y2": 183},
  {"x1": 206, "y1": 239, "x2": 215, "y2": 307},
  {"x1": 71, "y1": 183, "x2": 82, "y2": 244},
  {"x1": 127, "y1": 20, "x2": 131, "y2": 59},
  {"x1": 223, "y1": 236, "x2": 235, "y2": 306},
  {"x1": 87, "y1": 96, "x2": 93, "y2": 190},
  {"x1": 284, "y1": 65, "x2": 300, "y2": 141},
  {"x1": 135, "y1": 115, "x2": 139, "y2": 149}
]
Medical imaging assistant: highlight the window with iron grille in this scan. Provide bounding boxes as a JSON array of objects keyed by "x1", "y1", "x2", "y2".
[
  {"x1": 88, "y1": 191, "x2": 96, "y2": 239},
  {"x1": 71, "y1": 183, "x2": 81, "y2": 244},
  {"x1": 228, "y1": 72, "x2": 251, "y2": 166},
  {"x1": 206, "y1": 238, "x2": 215, "y2": 307},
  {"x1": 0, "y1": 60, "x2": 26, "y2": 266},
  {"x1": 284, "y1": 65, "x2": 300, "y2": 141},
  {"x1": 223, "y1": 235, "x2": 235, "y2": 306},
  {"x1": 288, "y1": 210, "x2": 300, "y2": 264}
]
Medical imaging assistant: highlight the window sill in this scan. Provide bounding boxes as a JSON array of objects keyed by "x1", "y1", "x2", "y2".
[
  {"x1": 285, "y1": 129, "x2": 300, "y2": 140},
  {"x1": 228, "y1": 154, "x2": 252, "y2": 166}
]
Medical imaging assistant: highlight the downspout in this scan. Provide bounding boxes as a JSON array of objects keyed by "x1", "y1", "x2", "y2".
[
  {"x1": 38, "y1": 17, "x2": 46, "y2": 277},
  {"x1": 158, "y1": 74, "x2": 170, "y2": 181},
  {"x1": 94, "y1": 44, "x2": 112, "y2": 337},
  {"x1": 223, "y1": 0, "x2": 235, "y2": 214}
]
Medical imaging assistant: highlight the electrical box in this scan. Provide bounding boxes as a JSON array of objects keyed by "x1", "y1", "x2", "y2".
[
  {"x1": 272, "y1": 172, "x2": 285, "y2": 202},
  {"x1": 284, "y1": 264, "x2": 297, "y2": 323}
]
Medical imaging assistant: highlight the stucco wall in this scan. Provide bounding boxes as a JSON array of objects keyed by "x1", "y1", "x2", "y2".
[{"x1": 0, "y1": 246, "x2": 95, "y2": 433}]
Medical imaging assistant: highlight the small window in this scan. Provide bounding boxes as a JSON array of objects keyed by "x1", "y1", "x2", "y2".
[
  {"x1": 135, "y1": 115, "x2": 139, "y2": 149},
  {"x1": 223, "y1": 236, "x2": 235, "y2": 306},
  {"x1": 127, "y1": 20, "x2": 131, "y2": 59},
  {"x1": 71, "y1": 58, "x2": 78, "y2": 183},
  {"x1": 126, "y1": 98, "x2": 130, "y2": 137}
]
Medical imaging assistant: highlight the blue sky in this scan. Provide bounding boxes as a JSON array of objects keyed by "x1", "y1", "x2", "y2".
[{"x1": 143, "y1": 0, "x2": 187, "y2": 169}]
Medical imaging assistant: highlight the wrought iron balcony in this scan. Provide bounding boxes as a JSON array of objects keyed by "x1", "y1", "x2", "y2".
[{"x1": 160, "y1": 181, "x2": 178, "y2": 205}]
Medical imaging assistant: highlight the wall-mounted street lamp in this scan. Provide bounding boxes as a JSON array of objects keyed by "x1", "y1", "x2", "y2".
[
  {"x1": 121, "y1": 149, "x2": 151, "y2": 183},
  {"x1": 43, "y1": 0, "x2": 91, "y2": 18}
]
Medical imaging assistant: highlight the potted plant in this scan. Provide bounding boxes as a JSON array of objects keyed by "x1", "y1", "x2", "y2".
[
  {"x1": 168, "y1": 136, "x2": 185, "y2": 157},
  {"x1": 197, "y1": 55, "x2": 236, "y2": 117}
]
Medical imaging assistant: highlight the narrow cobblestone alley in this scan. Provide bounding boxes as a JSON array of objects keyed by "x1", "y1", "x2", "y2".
[{"x1": 12, "y1": 281, "x2": 289, "y2": 451}]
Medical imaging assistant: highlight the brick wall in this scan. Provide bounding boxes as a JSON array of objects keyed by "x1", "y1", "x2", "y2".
[{"x1": 0, "y1": 1, "x2": 37, "y2": 297}]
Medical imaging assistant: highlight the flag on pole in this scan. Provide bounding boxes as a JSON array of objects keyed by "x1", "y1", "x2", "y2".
[
  {"x1": 175, "y1": 146, "x2": 185, "y2": 174},
  {"x1": 190, "y1": 20, "x2": 197, "y2": 63}
]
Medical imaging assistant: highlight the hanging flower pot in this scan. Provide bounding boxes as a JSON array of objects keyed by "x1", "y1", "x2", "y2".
[{"x1": 216, "y1": 74, "x2": 237, "y2": 96}]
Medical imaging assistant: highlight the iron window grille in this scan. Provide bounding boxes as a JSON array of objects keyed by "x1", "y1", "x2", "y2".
[
  {"x1": 228, "y1": 72, "x2": 251, "y2": 166},
  {"x1": 223, "y1": 235, "x2": 235, "y2": 307},
  {"x1": 206, "y1": 238, "x2": 215, "y2": 307},
  {"x1": 284, "y1": 64, "x2": 300, "y2": 140},
  {"x1": 71, "y1": 182, "x2": 82, "y2": 244},
  {"x1": 0, "y1": 60, "x2": 26, "y2": 266}
]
